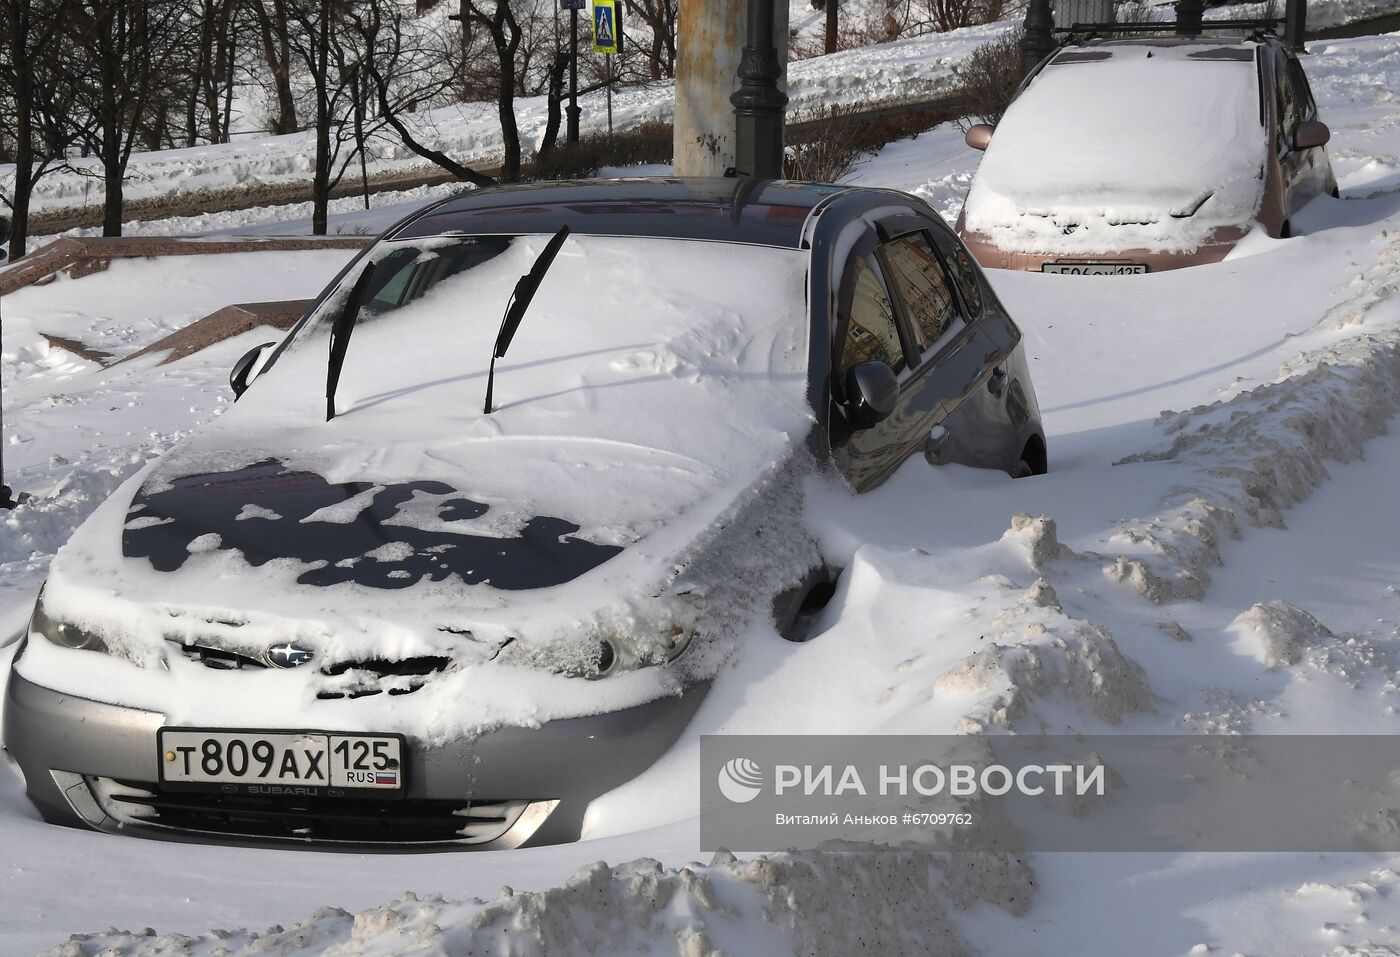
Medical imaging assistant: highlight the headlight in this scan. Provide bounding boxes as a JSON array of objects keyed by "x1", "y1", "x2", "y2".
[
  {"x1": 30, "y1": 592, "x2": 111, "y2": 654},
  {"x1": 578, "y1": 627, "x2": 693, "y2": 680}
]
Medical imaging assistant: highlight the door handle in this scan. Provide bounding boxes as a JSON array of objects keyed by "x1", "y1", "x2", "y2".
[{"x1": 988, "y1": 365, "x2": 1008, "y2": 397}]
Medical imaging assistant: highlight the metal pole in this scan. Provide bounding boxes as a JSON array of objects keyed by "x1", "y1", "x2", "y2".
[
  {"x1": 731, "y1": 0, "x2": 787, "y2": 179},
  {"x1": 0, "y1": 214, "x2": 17, "y2": 509},
  {"x1": 1020, "y1": 0, "x2": 1054, "y2": 79},
  {"x1": 567, "y1": 7, "x2": 580, "y2": 143},
  {"x1": 606, "y1": 55, "x2": 613, "y2": 137},
  {"x1": 1284, "y1": 0, "x2": 1307, "y2": 51},
  {"x1": 1175, "y1": 0, "x2": 1204, "y2": 35}
]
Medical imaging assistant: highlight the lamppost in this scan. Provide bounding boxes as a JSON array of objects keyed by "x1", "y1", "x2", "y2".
[
  {"x1": 0, "y1": 214, "x2": 18, "y2": 509},
  {"x1": 1020, "y1": 0, "x2": 1055, "y2": 78},
  {"x1": 1175, "y1": 0, "x2": 1204, "y2": 35},
  {"x1": 730, "y1": 0, "x2": 787, "y2": 179},
  {"x1": 565, "y1": 0, "x2": 581, "y2": 143}
]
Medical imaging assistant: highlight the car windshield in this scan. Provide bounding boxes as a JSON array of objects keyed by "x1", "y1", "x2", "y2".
[
  {"x1": 965, "y1": 44, "x2": 1266, "y2": 225},
  {"x1": 220, "y1": 233, "x2": 814, "y2": 560}
]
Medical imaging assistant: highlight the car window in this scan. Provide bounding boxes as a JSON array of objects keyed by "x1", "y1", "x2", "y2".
[
  {"x1": 1285, "y1": 57, "x2": 1317, "y2": 121},
  {"x1": 1274, "y1": 50, "x2": 1299, "y2": 146},
  {"x1": 945, "y1": 244, "x2": 983, "y2": 318},
  {"x1": 878, "y1": 233, "x2": 961, "y2": 358},
  {"x1": 361, "y1": 239, "x2": 512, "y2": 317},
  {"x1": 837, "y1": 257, "x2": 907, "y2": 386}
]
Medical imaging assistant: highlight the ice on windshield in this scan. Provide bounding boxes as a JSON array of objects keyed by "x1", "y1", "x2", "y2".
[{"x1": 963, "y1": 45, "x2": 1268, "y2": 253}]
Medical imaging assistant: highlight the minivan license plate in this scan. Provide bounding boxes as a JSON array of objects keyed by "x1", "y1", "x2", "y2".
[
  {"x1": 158, "y1": 729, "x2": 404, "y2": 791},
  {"x1": 1042, "y1": 262, "x2": 1147, "y2": 275}
]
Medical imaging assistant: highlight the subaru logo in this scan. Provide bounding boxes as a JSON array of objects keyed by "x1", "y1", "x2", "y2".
[{"x1": 265, "y1": 641, "x2": 316, "y2": 668}]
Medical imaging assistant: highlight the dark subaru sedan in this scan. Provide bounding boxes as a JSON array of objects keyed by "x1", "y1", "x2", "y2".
[{"x1": 4, "y1": 178, "x2": 1045, "y2": 849}]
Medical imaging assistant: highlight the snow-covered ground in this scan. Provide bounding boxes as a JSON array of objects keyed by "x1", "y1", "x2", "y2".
[{"x1": 2, "y1": 27, "x2": 1400, "y2": 957}]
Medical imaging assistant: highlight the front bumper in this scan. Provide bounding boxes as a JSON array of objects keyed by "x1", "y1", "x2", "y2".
[{"x1": 3, "y1": 655, "x2": 706, "y2": 850}]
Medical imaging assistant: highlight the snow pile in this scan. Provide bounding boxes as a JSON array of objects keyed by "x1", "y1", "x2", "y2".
[
  {"x1": 962, "y1": 43, "x2": 1267, "y2": 254},
  {"x1": 40, "y1": 847, "x2": 1037, "y2": 957},
  {"x1": 1111, "y1": 225, "x2": 1400, "y2": 604}
]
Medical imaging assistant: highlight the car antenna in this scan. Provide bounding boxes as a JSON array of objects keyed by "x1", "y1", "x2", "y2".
[
  {"x1": 325, "y1": 260, "x2": 379, "y2": 422},
  {"x1": 484, "y1": 224, "x2": 570, "y2": 415}
]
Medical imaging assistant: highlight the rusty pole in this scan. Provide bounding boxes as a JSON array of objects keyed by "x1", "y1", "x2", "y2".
[{"x1": 675, "y1": 0, "x2": 786, "y2": 176}]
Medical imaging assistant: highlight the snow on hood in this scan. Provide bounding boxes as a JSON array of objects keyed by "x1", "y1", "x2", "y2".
[
  {"x1": 33, "y1": 234, "x2": 815, "y2": 729},
  {"x1": 962, "y1": 44, "x2": 1268, "y2": 253}
]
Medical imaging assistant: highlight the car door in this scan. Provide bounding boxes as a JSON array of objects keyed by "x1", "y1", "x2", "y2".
[
  {"x1": 1272, "y1": 46, "x2": 1325, "y2": 219},
  {"x1": 829, "y1": 218, "x2": 997, "y2": 491},
  {"x1": 1283, "y1": 54, "x2": 1332, "y2": 205}
]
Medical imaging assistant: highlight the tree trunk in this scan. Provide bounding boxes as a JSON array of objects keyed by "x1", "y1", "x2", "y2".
[
  {"x1": 311, "y1": 1, "x2": 331, "y2": 235},
  {"x1": 257, "y1": 0, "x2": 298, "y2": 133},
  {"x1": 102, "y1": 141, "x2": 124, "y2": 236},
  {"x1": 825, "y1": 0, "x2": 838, "y2": 53},
  {"x1": 538, "y1": 50, "x2": 568, "y2": 155},
  {"x1": 10, "y1": 101, "x2": 34, "y2": 259}
]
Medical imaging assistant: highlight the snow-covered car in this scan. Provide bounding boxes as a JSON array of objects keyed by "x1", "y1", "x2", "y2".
[
  {"x1": 3, "y1": 178, "x2": 1045, "y2": 849},
  {"x1": 956, "y1": 33, "x2": 1338, "y2": 273}
]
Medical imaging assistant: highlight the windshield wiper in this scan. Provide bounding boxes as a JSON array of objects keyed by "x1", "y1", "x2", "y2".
[
  {"x1": 325, "y1": 261, "x2": 379, "y2": 422},
  {"x1": 483, "y1": 225, "x2": 571, "y2": 415}
]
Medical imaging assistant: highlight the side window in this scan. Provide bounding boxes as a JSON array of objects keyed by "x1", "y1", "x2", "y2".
[
  {"x1": 946, "y1": 245, "x2": 984, "y2": 318},
  {"x1": 877, "y1": 233, "x2": 961, "y2": 358},
  {"x1": 1286, "y1": 58, "x2": 1317, "y2": 120},
  {"x1": 837, "y1": 258, "x2": 906, "y2": 387},
  {"x1": 1275, "y1": 51, "x2": 1299, "y2": 147}
]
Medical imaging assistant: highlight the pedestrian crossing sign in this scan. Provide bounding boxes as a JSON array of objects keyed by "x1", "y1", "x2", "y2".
[{"x1": 593, "y1": 0, "x2": 621, "y2": 55}]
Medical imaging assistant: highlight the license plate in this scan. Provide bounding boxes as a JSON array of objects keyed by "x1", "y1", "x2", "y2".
[
  {"x1": 158, "y1": 729, "x2": 405, "y2": 792},
  {"x1": 1042, "y1": 262, "x2": 1147, "y2": 275}
]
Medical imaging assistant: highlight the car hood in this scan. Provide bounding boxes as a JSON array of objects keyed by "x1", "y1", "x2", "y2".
[{"x1": 122, "y1": 458, "x2": 628, "y2": 593}]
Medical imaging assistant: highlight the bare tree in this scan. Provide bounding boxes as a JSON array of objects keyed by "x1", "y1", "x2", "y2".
[
  {"x1": 250, "y1": 0, "x2": 300, "y2": 134},
  {"x1": 354, "y1": 0, "x2": 496, "y2": 186},
  {"x1": 459, "y1": 0, "x2": 523, "y2": 181},
  {"x1": 0, "y1": 0, "x2": 73, "y2": 257},
  {"x1": 620, "y1": 0, "x2": 675, "y2": 79},
  {"x1": 60, "y1": 0, "x2": 189, "y2": 236}
]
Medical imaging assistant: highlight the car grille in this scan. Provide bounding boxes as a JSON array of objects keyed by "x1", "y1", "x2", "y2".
[
  {"x1": 88, "y1": 777, "x2": 536, "y2": 846},
  {"x1": 169, "y1": 640, "x2": 451, "y2": 699}
]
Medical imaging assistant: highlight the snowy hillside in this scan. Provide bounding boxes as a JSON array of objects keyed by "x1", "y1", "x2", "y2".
[{"x1": 3, "y1": 25, "x2": 1400, "y2": 957}]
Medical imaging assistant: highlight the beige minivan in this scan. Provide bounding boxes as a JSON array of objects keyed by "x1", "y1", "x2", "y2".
[{"x1": 956, "y1": 33, "x2": 1338, "y2": 274}]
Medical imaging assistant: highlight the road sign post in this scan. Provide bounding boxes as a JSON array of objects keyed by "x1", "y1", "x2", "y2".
[{"x1": 593, "y1": 0, "x2": 622, "y2": 138}]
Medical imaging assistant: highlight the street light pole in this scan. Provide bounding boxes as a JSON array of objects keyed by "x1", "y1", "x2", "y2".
[
  {"x1": 1020, "y1": 0, "x2": 1055, "y2": 79},
  {"x1": 1175, "y1": 0, "x2": 1204, "y2": 35},
  {"x1": 1284, "y1": 0, "x2": 1307, "y2": 51},
  {"x1": 567, "y1": 6, "x2": 580, "y2": 143},
  {"x1": 731, "y1": 0, "x2": 787, "y2": 178}
]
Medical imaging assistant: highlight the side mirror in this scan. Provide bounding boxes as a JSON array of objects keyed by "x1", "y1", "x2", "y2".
[
  {"x1": 964, "y1": 124, "x2": 993, "y2": 151},
  {"x1": 842, "y1": 361, "x2": 899, "y2": 429},
  {"x1": 230, "y1": 342, "x2": 276, "y2": 398},
  {"x1": 1293, "y1": 119, "x2": 1330, "y2": 151}
]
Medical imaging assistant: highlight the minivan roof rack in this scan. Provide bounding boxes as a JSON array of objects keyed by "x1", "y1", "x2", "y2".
[{"x1": 1053, "y1": 18, "x2": 1283, "y2": 39}]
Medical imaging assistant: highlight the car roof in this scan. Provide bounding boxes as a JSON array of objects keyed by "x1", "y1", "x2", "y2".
[{"x1": 389, "y1": 177, "x2": 855, "y2": 249}]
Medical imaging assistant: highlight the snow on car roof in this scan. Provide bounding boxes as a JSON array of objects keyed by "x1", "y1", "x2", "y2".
[{"x1": 962, "y1": 42, "x2": 1268, "y2": 254}]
